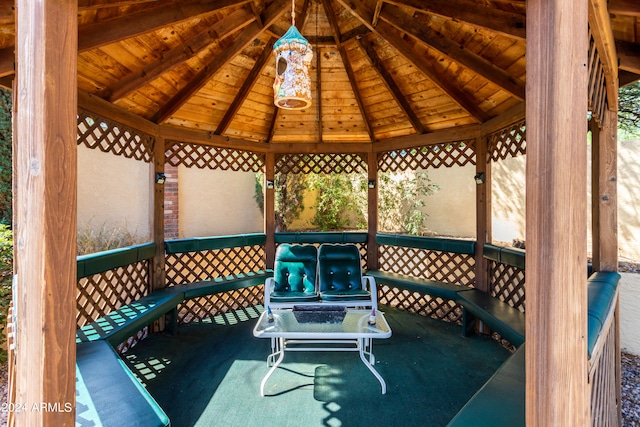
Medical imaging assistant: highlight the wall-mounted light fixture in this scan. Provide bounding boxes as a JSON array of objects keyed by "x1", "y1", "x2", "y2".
[
  {"x1": 368, "y1": 179, "x2": 376, "y2": 189},
  {"x1": 155, "y1": 172, "x2": 166, "y2": 185},
  {"x1": 266, "y1": 179, "x2": 275, "y2": 189},
  {"x1": 474, "y1": 172, "x2": 485, "y2": 185}
]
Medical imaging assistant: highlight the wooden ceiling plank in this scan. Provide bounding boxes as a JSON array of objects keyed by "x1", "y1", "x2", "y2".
[
  {"x1": 358, "y1": 37, "x2": 425, "y2": 134},
  {"x1": 78, "y1": 0, "x2": 251, "y2": 52},
  {"x1": 320, "y1": 0, "x2": 343, "y2": 46},
  {"x1": 386, "y1": 0, "x2": 525, "y2": 40},
  {"x1": 109, "y1": 7, "x2": 255, "y2": 101},
  {"x1": 617, "y1": 40, "x2": 640, "y2": 75},
  {"x1": 152, "y1": 0, "x2": 290, "y2": 124},
  {"x1": 0, "y1": 46, "x2": 13, "y2": 77},
  {"x1": 215, "y1": 37, "x2": 275, "y2": 135},
  {"x1": 380, "y1": 4, "x2": 525, "y2": 100},
  {"x1": 338, "y1": 45, "x2": 376, "y2": 141},
  {"x1": 336, "y1": 0, "x2": 490, "y2": 122},
  {"x1": 608, "y1": 0, "x2": 640, "y2": 16},
  {"x1": 78, "y1": 0, "x2": 161, "y2": 10}
]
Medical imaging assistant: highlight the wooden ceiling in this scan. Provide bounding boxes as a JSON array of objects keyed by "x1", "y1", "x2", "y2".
[{"x1": 0, "y1": 0, "x2": 638, "y2": 145}]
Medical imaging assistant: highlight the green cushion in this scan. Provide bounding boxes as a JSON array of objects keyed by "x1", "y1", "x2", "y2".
[
  {"x1": 76, "y1": 340, "x2": 170, "y2": 427},
  {"x1": 270, "y1": 291, "x2": 320, "y2": 303},
  {"x1": 273, "y1": 244, "x2": 318, "y2": 295},
  {"x1": 320, "y1": 289, "x2": 371, "y2": 301},
  {"x1": 318, "y1": 244, "x2": 363, "y2": 294}
]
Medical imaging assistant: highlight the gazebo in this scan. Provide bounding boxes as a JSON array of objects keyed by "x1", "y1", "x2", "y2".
[{"x1": 2, "y1": 0, "x2": 639, "y2": 425}]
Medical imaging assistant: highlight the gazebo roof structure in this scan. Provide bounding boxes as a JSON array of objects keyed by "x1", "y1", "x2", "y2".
[
  {"x1": 3, "y1": 0, "x2": 640, "y2": 426},
  {"x1": 0, "y1": 0, "x2": 635, "y2": 143}
]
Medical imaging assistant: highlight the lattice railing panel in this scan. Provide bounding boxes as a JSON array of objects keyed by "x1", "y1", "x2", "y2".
[
  {"x1": 177, "y1": 286, "x2": 263, "y2": 323},
  {"x1": 275, "y1": 153, "x2": 367, "y2": 174},
  {"x1": 378, "y1": 140, "x2": 476, "y2": 172},
  {"x1": 76, "y1": 261, "x2": 150, "y2": 328},
  {"x1": 165, "y1": 245, "x2": 265, "y2": 286},
  {"x1": 77, "y1": 110, "x2": 154, "y2": 162},
  {"x1": 378, "y1": 285, "x2": 463, "y2": 323},
  {"x1": 487, "y1": 120, "x2": 526, "y2": 162},
  {"x1": 165, "y1": 141, "x2": 264, "y2": 172},
  {"x1": 589, "y1": 307, "x2": 620, "y2": 426},
  {"x1": 378, "y1": 245, "x2": 476, "y2": 286},
  {"x1": 489, "y1": 261, "x2": 526, "y2": 313}
]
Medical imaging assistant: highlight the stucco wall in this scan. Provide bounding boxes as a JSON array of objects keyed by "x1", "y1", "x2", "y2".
[
  {"x1": 178, "y1": 167, "x2": 263, "y2": 237},
  {"x1": 77, "y1": 144, "x2": 151, "y2": 240}
]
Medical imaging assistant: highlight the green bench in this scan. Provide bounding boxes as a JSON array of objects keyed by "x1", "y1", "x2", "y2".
[
  {"x1": 76, "y1": 340, "x2": 170, "y2": 427},
  {"x1": 447, "y1": 344, "x2": 526, "y2": 427},
  {"x1": 366, "y1": 270, "x2": 467, "y2": 301}
]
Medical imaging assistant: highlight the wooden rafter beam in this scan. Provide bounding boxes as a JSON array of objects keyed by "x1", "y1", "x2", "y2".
[
  {"x1": 616, "y1": 40, "x2": 640, "y2": 75},
  {"x1": 321, "y1": 0, "x2": 342, "y2": 46},
  {"x1": 78, "y1": 0, "x2": 251, "y2": 52},
  {"x1": 358, "y1": 37, "x2": 426, "y2": 134},
  {"x1": 269, "y1": 0, "x2": 310, "y2": 40},
  {"x1": 386, "y1": 0, "x2": 525, "y2": 40},
  {"x1": 608, "y1": 0, "x2": 640, "y2": 16},
  {"x1": 588, "y1": 0, "x2": 619, "y2": 109},
  {"x1": 380, "y1": 4, "x2": 525, "y2": 100},
  {"x1": 108, "y1": 7, "x2": 255, "y2": 101},
  {"x1": 336, "y1": 0, "x2": 489, "y2": 122},
  {"x1": 151, "y1": 0, "x2": 290, "y2": 124},
  {"x1": 619, "y1": 70, "x2": 640, "y2": 87},
  {"x1": 215, "y1": 37, "x2": 275, "y2": 135},
  {"x1": 0, "y1": 46, "x2": 13, "y2": 77},
  {"x1": 338, "y1": 44, "x2": 376, "y2": 141}
]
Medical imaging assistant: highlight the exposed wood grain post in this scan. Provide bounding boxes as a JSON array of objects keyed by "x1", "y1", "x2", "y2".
[
  {"x1": 526, "y1": 0, "x2": 589, "y2": 424},
  {"x1": 474, "y1": 136, "x2": 490, "y2": 293},
  {"x1": 15, "y1": 0, "x2": 77, "y2": 425},
  {"x1": 152, "y1": 137, "x2": 166, "y2": 291},
  {"x1": 591, "y1": 109, "x2": 618, "y2": 272},
  {"x1": 367, "y1": 151, "x2": 379, "y2": 271},
  {"x1": 265, "y1": 152, "x2": 276, "y2": 269}
]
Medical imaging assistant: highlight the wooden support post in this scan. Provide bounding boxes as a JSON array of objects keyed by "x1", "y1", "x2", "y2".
[
  {"x1": 526, "y1": 0, "x2": 589, "y2": 425},
  {"x1": 367, "y1": 151, "x2": 379, "y2": 270},
  {"x1": 474, "y1": 136, "x2": 491, "y2": 293},
  {"x1": 15, "y1": 0, "x2": 77, "y2": 425},
  {"x1": 591, "y1": 109, "x2": 618, "y2": 272},
  {"x1": 152, "y1": 137, "x2": 166, "y2": 291},
  {"x1": 265, "y1": 153, "x2": 276, "y2": 269}
]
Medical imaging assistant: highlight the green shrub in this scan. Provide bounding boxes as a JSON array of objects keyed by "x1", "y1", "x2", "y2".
[{"x1": 0, "y1": 224, "x2": 12, "y2": 362}]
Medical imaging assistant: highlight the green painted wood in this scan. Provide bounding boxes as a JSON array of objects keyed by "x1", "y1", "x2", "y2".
[
  {"x1": 76, "y1": 340, "x2": 170, "y2": 427},
  {"x1": 366, "y1": 270, "x2": 468, "y2": 301},
  {"x1": 164, "y1": 233, "x2": 266, "y2": 254},
  {"x1": 275, "y1": 232, "x2": 368, "y2": 244},
  {"x1": 483, "y1": 244, "x2": 525, "y2": 270},
  {"x1": 77, "y1": 242, "x2": 157, "y2": 278},
  {"x1": 376, "y1": 234, "x2": 475, "y2": 255},
  {"x1": 586, "y1": 271, "x2": 620, "y2": 357}
]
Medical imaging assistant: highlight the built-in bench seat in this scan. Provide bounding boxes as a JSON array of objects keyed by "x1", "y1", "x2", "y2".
[
  {"x1": 366, "y1": 270, "x2": 467, "y2": 301},
  {"x1": 173, "y1": 270, "x2": 273, "y2": 300},
  {"x1": 76, "y1": 288, "x2": 184, "y2": 346},
  {"x1": 458, "y1": 290, "x2": 526, "y2": 347},
  {"x1": 76, "y1": 340, "x2": 170, "y2": 427},
  {"x1": 447, "y1": 344, "x2": 526, "y2": 427}
]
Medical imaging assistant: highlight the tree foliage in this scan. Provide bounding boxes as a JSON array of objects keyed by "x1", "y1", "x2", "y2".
[
  {"x1": 0, "y1": 88, "x2": 11, "y2": 226},
  {"x1": 618, "y1": 81, "x2": 640, "y2": 138},
  {"x1": 254, "y1": 172, "x2": 307, "y2": 231},
  {"x1": 308, "y1": 173, "x2": 365, "y2": 231}
]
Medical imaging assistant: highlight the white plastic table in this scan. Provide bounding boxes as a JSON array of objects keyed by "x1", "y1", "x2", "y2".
[{"x1": 252, "y1": 309, "x2": 392, "y2": 396}]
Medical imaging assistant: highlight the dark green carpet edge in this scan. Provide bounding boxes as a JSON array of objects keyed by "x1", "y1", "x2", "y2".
[{"x1": 124, "y1": 306, "x2": 510, "y2": 427}]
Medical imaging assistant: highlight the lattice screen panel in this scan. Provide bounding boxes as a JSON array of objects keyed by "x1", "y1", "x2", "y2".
[
  {"x1": 378, "y1": 245, "x2": 476, "y2": 286},
  {"x1": 378, "y1": 140, "x2": 476, "y2": 172},
  {"x1": 165, "y1": 245, "x2": 265, "y2": 286},
  {"x1": 378, "y1": 285, "x2": 463, "y2": 323},
  {"x1": 76, "y1": 261, "x2": 150, "y2": 328},
  {"x1": 489, "y1": 261, "x2": 526, "y2": 313},
  {"x1": 275, "y1": 153, "x2": 367, "y2": 174},
  {"x1": 588, "y1": 30, "x2": 608, "y2": 128},
  {"x1": 77, "y1": 110, "x2": 154, "y2": 162},
  {"x1": 165, "y1": 141, "x2": 264, "y2": 172},
  {"x1": 487, "y1": 120, "x2": 526, "y2": 162},
  {"x1": 178, "y1": 286, "x2": 263, "y2": 323}
]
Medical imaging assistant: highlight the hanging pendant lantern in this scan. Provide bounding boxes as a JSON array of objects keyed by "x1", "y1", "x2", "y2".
[{"x1": 273, "y1": 23, "x2": 313, "y2": 110}]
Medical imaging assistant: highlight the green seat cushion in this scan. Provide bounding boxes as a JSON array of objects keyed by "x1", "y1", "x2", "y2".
[
  {"x1": 320, "y1": 289, "x2": 372, "y2": 301},
  {"x1": 273, "y1": 244, "x2": 318, "y2": 295},
  {"x1": 270, "y1": 291, "x2": 320, "y2": 303}
]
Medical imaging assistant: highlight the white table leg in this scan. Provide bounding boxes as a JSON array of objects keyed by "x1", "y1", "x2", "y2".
[
  {"x1": 261, "y1": 337, "x2": 285, "y2": 396},
  {"x1": 358, "y1": 338, "x2": 386, "y2": 394}
]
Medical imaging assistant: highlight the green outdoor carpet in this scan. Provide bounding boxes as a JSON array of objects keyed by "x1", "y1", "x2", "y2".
[{"x1": 124, "y1": 306, "x2": 510, "y2": 427}]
